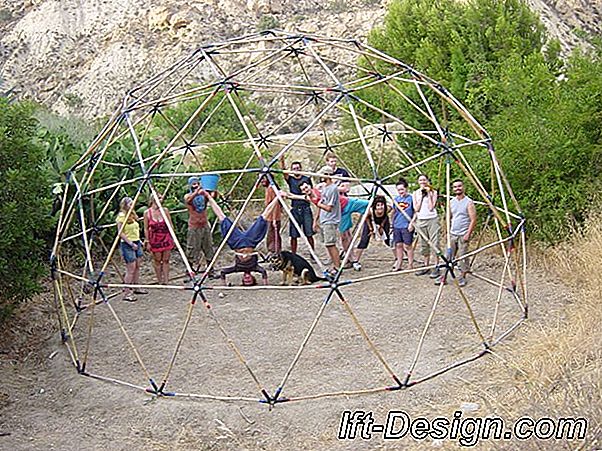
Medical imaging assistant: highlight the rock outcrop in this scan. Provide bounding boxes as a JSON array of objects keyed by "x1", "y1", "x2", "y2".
[{"x1": 0, "y1": 0, "x2": 599, "y2": 119}]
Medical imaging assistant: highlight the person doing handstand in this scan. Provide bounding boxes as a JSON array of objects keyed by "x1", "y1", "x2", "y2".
[{"x1": 205, "y1": 191, "x2": 281, "y2": 286}]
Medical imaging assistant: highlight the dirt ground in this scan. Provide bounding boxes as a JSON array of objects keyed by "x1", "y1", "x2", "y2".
[{"x1": 0, "y1": 236, "x2": 571, "y2": 450}]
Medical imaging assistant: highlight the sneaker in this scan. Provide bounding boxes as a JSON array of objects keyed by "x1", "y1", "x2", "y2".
[
  {"x1": 352, "y1": 261, "x2": 362, "y2": 271},
  {"x1": 434, "y1": 276, "x2": 447, "y2": 286},
  {"x1": 133, "y1": 289, "x2": 149, "y2": 295},
  {"x1": 123, "y1": 294, "x2": 138, "y2": 302},
  {"x1": 415, "y1": 269, "x2": 430, "y2": 276},
  {"x1": 458, "y1": 276, "x2": 467, "y2": 287},
  {"x1": 342, "y1": 261, "x2": 353, "y2": 270},
  {"x1": 429, "y1": 268, "x2": 441, "y2": 279}
]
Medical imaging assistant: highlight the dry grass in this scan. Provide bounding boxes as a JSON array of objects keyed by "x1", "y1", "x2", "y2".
[{"x1": 425, "y1": 211, "x2": 602, "y2": 449}]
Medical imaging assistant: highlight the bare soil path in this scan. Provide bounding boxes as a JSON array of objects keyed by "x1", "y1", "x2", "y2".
[{"x1": 0, "y1": 240, "x2": 569, "y2": 450}]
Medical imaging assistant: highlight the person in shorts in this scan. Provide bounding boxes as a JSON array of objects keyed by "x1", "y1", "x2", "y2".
[
  {"x1": 314, "y1": 165, "x2": 341, "y2": 274},
  {"x1": 280, "y1": 159, "x2": 315, "y2": 253},
  {"x1": 392, "y1": 178, "x2": 415, "y2": 271},
  {"x1": 116, "y1": 196, "x2": 147, "y2": 302},
  {"x1": 295, "y1": 180, "x2": 364, "y2": 261}
]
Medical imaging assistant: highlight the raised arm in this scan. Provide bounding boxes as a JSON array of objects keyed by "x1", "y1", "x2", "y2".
[
  {"x1": 261, "y1": 193, "x2": 281, "y2": 220},
  {"x1": 427, "y1": 189, "x2": 438, "y2": 211},
  {"x1": 184, "y1": 188, "x2": 200, "y2": 204},
  {"x1": 279, "y1": 157, "x2": 289, "y2": 181},
  {"x1": 205, "y1": 192, "x2": 226, "y2": 222},
  {"x1": 412, "y1": 191, "x2": 422, "y2": 212}
]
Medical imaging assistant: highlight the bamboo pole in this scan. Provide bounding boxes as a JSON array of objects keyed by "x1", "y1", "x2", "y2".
[
  {"x1": 405, "y1": 282, "x2": 446, "y2": 384},
  {"x1": 51, "y1": 32, "x2": 530, "y2": 405}
]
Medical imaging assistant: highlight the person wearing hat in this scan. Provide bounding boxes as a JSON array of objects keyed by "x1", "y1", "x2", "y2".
[
  {"x1": 184, "y1": 177, "x2": 215, "y2": 275},
  {"x1": 315, "y1": 165, "x2": 341, "y2": 274}
]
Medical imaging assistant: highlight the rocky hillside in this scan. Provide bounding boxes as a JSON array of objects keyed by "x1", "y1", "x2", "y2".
[{"x1": 0, "y1": 0, "x2": 600, "y2": 119}]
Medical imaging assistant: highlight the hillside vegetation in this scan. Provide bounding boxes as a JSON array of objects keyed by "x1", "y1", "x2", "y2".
[{"x1": 364, "y1": 0, "x2": 602, "y2": 242}]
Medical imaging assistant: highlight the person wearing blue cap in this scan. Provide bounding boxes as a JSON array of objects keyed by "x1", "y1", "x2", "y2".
[
  {"x1": 205, "y1": 190, "x2": 281, "y2": 286},
  {"x1": 184, "y1": 177, "x2": 215, "y2": 274}
]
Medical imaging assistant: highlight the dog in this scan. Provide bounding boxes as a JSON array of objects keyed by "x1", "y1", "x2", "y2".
[{"x1": 268, "y1": 251, "x2": 326, "y2": 285}]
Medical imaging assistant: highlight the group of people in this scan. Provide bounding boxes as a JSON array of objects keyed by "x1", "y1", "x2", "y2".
[
  {"x1": 388, "y1": 175, "x2": 477, "y2": 287},
  {"x1": 275, "y1": 156, "x2": 477, "y2": 285},
  {"x1": 115, "y1": 175, "x2": 282, "y2": 300},
  {"x1": 115, "y1": 154, "x2": 477, "y2": 301}
]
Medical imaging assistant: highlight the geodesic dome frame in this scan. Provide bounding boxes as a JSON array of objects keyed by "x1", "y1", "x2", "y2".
[{"x1": 51, "y1": 30, "x2": 528, "y2": 407}]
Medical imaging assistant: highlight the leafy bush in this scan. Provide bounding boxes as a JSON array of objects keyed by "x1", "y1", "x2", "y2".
[
  {"x1": 257, "y1": 15, "x2": 280, "y2": 31},
  {"x1": 0, "y1": 99, "x2": 54, "y2": 320},
  {"x1": 151, "y1": 91, "x2": 259, "y2": 202},
  {"x1": 364, "y1": 0, "x2": 602, "y2": 241}
]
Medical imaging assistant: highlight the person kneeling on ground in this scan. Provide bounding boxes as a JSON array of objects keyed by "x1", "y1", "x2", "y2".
[{"x1": 205, "y1": 191, "x2": 281, "y2": 286}]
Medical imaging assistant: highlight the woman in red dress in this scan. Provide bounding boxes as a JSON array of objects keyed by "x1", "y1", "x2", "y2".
[{"x1": 143, "y1": 195, "x2": 175, "y2": 284}]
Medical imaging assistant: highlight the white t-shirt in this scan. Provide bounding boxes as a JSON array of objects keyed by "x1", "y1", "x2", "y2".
[{"x1": 413, "y1": 190, "x2": 438, "y2": 220}]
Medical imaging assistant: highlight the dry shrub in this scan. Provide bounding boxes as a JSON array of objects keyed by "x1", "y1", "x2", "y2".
[{"x1": 424, "y1": 210, "x2": 602, "y2": 449}]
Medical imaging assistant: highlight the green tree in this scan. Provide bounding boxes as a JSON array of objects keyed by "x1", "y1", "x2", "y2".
[
  {"x1": 0, "y1": 99, "x2": 54, "y2": 320},
  {"x1": 368, "y1": 0, "x2": 545, "y2": 115},
  {"x1": 488, "y1": 50, "x2": 602, "y2": 240},
  {"x1": 363, "y1": 0, "x2": 602, "y2": 241}
]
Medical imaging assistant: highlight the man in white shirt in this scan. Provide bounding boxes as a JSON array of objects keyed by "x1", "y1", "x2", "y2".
[{"x1": 445, "y1": 179, "x2": 477, "y2": 287}]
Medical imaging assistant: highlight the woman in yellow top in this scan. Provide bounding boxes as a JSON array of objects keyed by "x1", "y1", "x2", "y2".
[{"x1": 116, "y1": 197, "x2": 147, "y2": 302}]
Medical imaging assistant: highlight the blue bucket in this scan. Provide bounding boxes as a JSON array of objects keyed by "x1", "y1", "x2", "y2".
[{"x1": 200, "y1": 174, "x2": 220, "y2": 191}]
